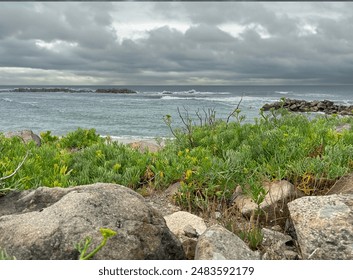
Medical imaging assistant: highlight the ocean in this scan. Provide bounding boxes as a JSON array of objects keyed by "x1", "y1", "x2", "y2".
[{"x1": 1, "y1": 85, "x2": 352, "y2": 140}]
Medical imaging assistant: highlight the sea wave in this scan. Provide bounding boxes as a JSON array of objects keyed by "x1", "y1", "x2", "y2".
[
  {"x1": 157, "y1": 89, "x2": 231, "y2": 96},
  {"x1": 1, "y1": 98, "x2": 13, "y2": 102},
  {"x1": 19, "y1": 101, "x2": 39, "y2": 107},
  {"x1": 0, "y1": 88, "x2": 14, "y2": 92},
  {"x1": 161, "y1": 95, "x2": 273, "y2": 102},
  {"x1": 288, "y1": 92, "x2": 334, "y2": 99}
]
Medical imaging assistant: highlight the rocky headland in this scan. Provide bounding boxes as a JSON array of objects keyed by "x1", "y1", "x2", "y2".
[{"x1": 262, "y1": 98, "x2": 353, "y2": 116}]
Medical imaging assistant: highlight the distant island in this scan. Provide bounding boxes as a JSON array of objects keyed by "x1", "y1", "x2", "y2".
[{"x1": 9, "y1": 87, "x2": 137, "y2": 94}]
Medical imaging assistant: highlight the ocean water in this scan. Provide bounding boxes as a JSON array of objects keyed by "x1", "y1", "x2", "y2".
[{"x1": 0, "y1": 85, "x2": 352, "y2": 139}]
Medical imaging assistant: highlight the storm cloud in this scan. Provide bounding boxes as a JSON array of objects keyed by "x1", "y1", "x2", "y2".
[{"x1": 0, "y1": 2, "x2": 353, "y2": 85}]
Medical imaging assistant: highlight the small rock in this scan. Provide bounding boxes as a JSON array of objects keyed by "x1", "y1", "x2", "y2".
[
  {"x1": 164, "y1": 182, "x2": 182, "y2": 198},
  {"x1": 195, "y1": 225, "x2": 260, "y2": 260},
  {"x1": 335, "y1": 124, "x2": 351, "y2": 133},
  {"x1": 260, "y1": 228, "x2": 299, "y2": 260},
  {"x1": 183, "y1": 225, "x2": 199, "y2": 238},
  {"x1": 164, "y1": 211, "x2": 207, "y2": 260},
  {"x1": 326, "y1": 172, "x2": 353, "y2": 195},
  {"x1": 164, "y1": 211, "x2": 207, "y2": 237},
  {"x1": 214, "y1": 211, "x2": 222, "y2": 219},
  {"x1": 129, "y1": 141, "x2": 162, "y2": 153},
  {"x1": 261, "y1": 228, "x2": 292, "y2": 247},
  {"x1": 233, "y1": 180, "x2": 302, "y2": 226}
]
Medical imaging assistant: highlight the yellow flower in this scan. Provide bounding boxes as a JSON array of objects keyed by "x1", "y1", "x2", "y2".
[
  {"x1": 99, "y1": 228, "x2": 117, "y2": 239},
  {"x1": 113, "y1": 163, "x2": 121, "y2": 171},
  {"x1": 95, "y1": 150, "x2": 103, "y2": 158},
  {"x1": 59, "y1": 165, "x2": 68, "y2": 175},
  {"x1": 185, "y1": 169, "x2": 193, "y2": 180}
]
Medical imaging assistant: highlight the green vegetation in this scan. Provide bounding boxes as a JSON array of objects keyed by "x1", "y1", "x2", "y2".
[
  {"x1": 1, "y1": 110, "x2": 353, "y2": 200},
  {"x1": 238, "y1": 227, "x2": 264, "y2": 251},
  {"x1": 1, "y1": 108, "x2": 353, "y2": 249},
  {"x1": 75, "y1": 228, "x2": 117, "y2": 260},
  {"x1": 0, "y1": 248, "x2": 16, "y2": 260}
]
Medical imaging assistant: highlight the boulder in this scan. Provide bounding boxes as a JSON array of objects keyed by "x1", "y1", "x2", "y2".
[
  {"x1": 129, "y1": 140, "x2": 162, "y2": 153},
  {"x1": 195, "y1": 225, "x2": 260, "y2": 260},
  {"x1": 334, "y1": 123, "x2": 352, "y2": 133},
  {"x1": 326, "y1": 172, "x2": 353, "y2": 195},
  {"x1": 317, "y1": 101, "x2": 326, "y2": 110},
  {"x1": 261, "y1": 228, "x2": 299, "y2": 260},
  {"x1": 4, "y1": 130, "x2": 41, "y2": 146},
  {"x1": 164, "y1": 211, "x2": 207, "y2": 260},
  {"x1": 232, "y1": 180, "x2": 302, "y2": 226},
  {"x1": 164, "y1": 211, "x2": 207, "y2": 237},
  {"x1": 288, "y1": 194, "x2": 353, "y2": 259},
  {"x1": 0, "y1": 183, "x2": 185, "y2": 260}
]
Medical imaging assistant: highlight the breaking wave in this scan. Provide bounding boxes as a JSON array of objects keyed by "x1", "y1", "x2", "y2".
[{"x1": 1, "y1": 98, "x2": 13, "y2": 102}]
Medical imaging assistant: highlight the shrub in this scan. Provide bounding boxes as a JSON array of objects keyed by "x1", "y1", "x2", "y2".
[{"x1": 1, "y1": 112, "x2": 353, "y2": 215}]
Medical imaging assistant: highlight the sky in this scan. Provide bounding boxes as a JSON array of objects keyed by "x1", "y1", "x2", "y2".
[{"x1": 0, "y1": 2, "x2": 353, "y2": 86}]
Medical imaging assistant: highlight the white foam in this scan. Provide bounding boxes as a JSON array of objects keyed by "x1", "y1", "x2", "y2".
[
  {"x1": 161, "y1": 95, "x2": 273, "y2": 104},
  {"x1": 157, "y1": 89, "x2": 231, "y2": 96},
  {"x1": 0, "y1": 89, "x2": 13, "y2": 92},
  {"x1": 1, "y1": 98, "x2": 13, "y2": 102}
]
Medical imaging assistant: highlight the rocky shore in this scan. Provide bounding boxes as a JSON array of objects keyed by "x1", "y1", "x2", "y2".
[
  {"x1": 262, "y1": 98, "x2": 353, "y2": 116},
  {"x1": 9, "y1": 87, "x2": 136, "y2": 94},
  {"x1": 1, "y1": 179, "x2": 352, "y2": 260}
]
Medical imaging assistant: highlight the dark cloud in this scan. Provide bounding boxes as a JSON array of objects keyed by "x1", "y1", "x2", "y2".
[{"x1": 0, "y1": 2, "x2": 353, "y2": 85}]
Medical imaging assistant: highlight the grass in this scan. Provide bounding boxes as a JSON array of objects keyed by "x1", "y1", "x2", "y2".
[{"x1": 1, "y1": 108, "x2": 353, "y2": 250}]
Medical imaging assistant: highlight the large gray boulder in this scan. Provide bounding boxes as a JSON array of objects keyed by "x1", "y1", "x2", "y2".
[
  {"x1": 288, "y1": 194, "x2": 353, "y2": 259},
  {"x1": 0, "y1": 183, "x2": 185, "y2": 260},
  {"x1": 195, "y1": 225, "x2": 260, "y2": 260}
]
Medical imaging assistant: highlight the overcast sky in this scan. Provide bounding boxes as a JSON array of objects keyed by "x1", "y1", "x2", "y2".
[{"x1": 0, "y1": 2, "x2": 353, "y2": 86}]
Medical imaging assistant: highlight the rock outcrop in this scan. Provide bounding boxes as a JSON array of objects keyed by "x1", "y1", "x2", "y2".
[
  {"x1": 195, "y1": 224, "x2": 260, "y2": 260},
  {"x1": 4, "y1": 130, "x2": 41, "y2": 147},
  {"x1": 0, "y1": 183, "x2": 185, "y2": 260},
  {"x1": 262, "y1": 98, "x2": 353, "y2": 115},
  {"x1": 287, "y1": 194, "x2": 353, "y2": 259}
]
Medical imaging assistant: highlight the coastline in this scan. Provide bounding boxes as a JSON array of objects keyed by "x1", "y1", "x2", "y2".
[{"x1": 4, "y1": 87, "x2": 137, "y2": 94}]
